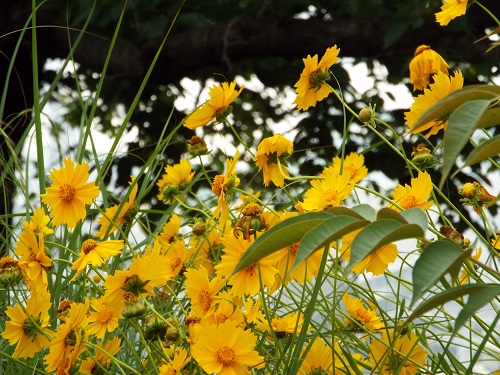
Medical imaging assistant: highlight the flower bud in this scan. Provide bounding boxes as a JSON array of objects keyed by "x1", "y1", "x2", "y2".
[
  {"x1": 192, "y1": 221, "x2": 206, "y2": 236},
  {"x1": 123, "y1": 293, "x2": 147, "y2": 319},
  {"x1": 359, "y1": 107, "x2": 372, "y2": 123},
  {"x1": 166, "y1": 327, "x2": 180, "y2": 341},
  {"x1": 186, "y1": 136, "x2": 209, "y2": 156},
  {"x1": 0, "y1": 256, "x2": 23, "y2": 286}
]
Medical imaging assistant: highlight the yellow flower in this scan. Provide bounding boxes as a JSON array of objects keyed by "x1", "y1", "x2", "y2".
[
  {"x1": 40, "y1": 157, "x2": 99, "y2": 228},
  {"x1": 157, "y1": 214, "x2": 182, "y2": 245},
  {"x1": 1, "y1": 290, "x2": 53, "y2": 358},
  {"x1": 191, "y1": 321, "x2": 264, "y2": 374},
  {"x1": 301, "y1": 173, "x2": 354, "y2": 211},
  {"x1": 86, "y1": 297, "x2": 123, "y2": 338},
  {"x1": 0, "y1": 256, "x2": 23, "y2": 286},
  {"x1": 322, "y1": 152, "x2": 368, "y2": 183},
  {"x1": 293, "y1": 45, "x2": 341, "y2": 111},
  {"x1": 44, "y1": 300, "x2": 90, "y2": 372},
  {"x1": 96, "y1": 176, "x2": 138, "y2": 239},
  {"x1": 405, "y1": 70, "x2": 464, "y2": 137},
  {"x1": 185, "y1": 266, "x2": 226, "y2": 318},
  {"x1": 29, "y1": 207, "x2": 54, "y2": 235},
  {"x1": 339, "y1": 228, "x2": 398, "y2": 275},
  {"x1": 157, "y1": 159, "x2": 195, "y2": 203},
  {"x1": 275, "y1": 241, "x2": 323, "y2": 285},
  {"x1": 158, "y1": 347, "x2": 191, "y2": 375},
  {"x1": 163, "y1": 240, "x2": 189, "y2": 279},
  {"x1": 458, "y1": 247, "x2": 482, "y2": 285},
  {"x1": 492, "y1": 233, "x2": 500, "y2": 251},
  {"x1": 435, "y1": 0, "x2": 468, "y2": 26},
  {"x1": 216, "y1": 234, "x2": 280, "y2": 296},
  {"x1": 409, "y1": 45, "x2": 449, "y2": 91},
  {"x1": 184, "y1": 81, "x2": 244, "y2": 129},
  {"x1": 256, "y1": 310, "x2": 306, "y2": 337},
  {"x1": 342, "y1": 293, "x2": 384, "y2": 331},
  {"x1": 369, "y1": 329, "x2": 427, "y2": 375},
  {"x1": 71, "y1": 238, "x2": 124, "y2": 280},
  {"x1": 390, "y1": 171, "x2": 433, "y2": 212},
  {"x1": 254, "y1": 134, "x2": 293, "y2": 187},
  {"x1": 212, "y1": 151, "x2": 240, "y2": 224},
  {"x1": 79, "y1": 337, "x2": 121, "y2": 374},
  {"x1": 204, "y1": 290, "x2": 245, "y2": 327}
]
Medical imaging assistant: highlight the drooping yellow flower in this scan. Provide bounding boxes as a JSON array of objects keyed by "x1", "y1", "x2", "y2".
[
  {"x1": 405, "y1": 70, "x2": 464, "y2": 137},
  {"x1": 369, "y1": 329, "x2": 428, "y2": 375},
  {"x1": 158, "y1": 347, "x2": 191, "y2": 375},
  {"x1": 212, "y1": 151, "x2": 240, "y2": 225},
  {"x1": 86, "y1": 297, "x2": 123, "y2": 338},
  {"x1": 71, "y1": 238, "x2": 124, "y2": 280},
  {"x1": 301, "y1": 173, "x2": 354, "y2": 211},
  {"x1": 339, "y1": 228, "x2": 398, "y2": 276},
  {"x1": 40, "y1": 157, "x2": 99, "y2": 228},
  {"x1": 79, "y1": 337, "x2": 121, "y2": 374},
  {"x1": 216, "y1": 234, "x2": 279, "y2": 296},
  {"x1": 409, "y1": 45, "x2": 449, "y2": 91},
  {"x1": 157, "y1": 159, "x2": 195, "y2": 203},
  {"x1": 342, "y1": 293, "x2": 385, "y2": 331},
  {"x1": 44, "y1": 300, "x2": 90, "y2": 372},
  {"x1": 184, "y1": 81, "x2": 244, "y2": 129},
  {"x1": 390, "y1": 171, "x2": 433, "y2": 212},
  {"x1": 185, "y1": 266, "x2": 226, "y2": 318},
  {"x1": 1, "y1": 290, "x2": 53, "y2": 358},
  {"x1": 293, "y1": 45, "x2": 341, "y2": 111},
  {"x1": 96, "y1": 176, "x2": 138, "y2": 239},
  {"x1": 256, "y1": 310, "x2": 306, "y2": 336},
  {"x1": 254, "y1": 134, "x2": 293, "y2": 187},
  {"x1": 322, "y1": 152, "x2": 368, "y2": 183},
  {"x1": 191, "y1": 321, "x2": 264, "y2": 374},
  {"x1": 435, "y1": 0, "x2": 468, "y2": 26}
]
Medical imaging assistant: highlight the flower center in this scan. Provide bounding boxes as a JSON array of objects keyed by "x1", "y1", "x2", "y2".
[
  {"x1": 246, "y1": 263, "x2": 257, "y2": 277},
  {"x1": 399, "y1": 195, "x2": 417, "y2": 209},
  {"x1": 212, "y1": 175, "x2": 225, "y2": 196},
  {"x1": 82, "y1": 239, "x2": 98, "y2": 254},
  {"x1": 56, "y1": 358, "x2": 71, "y2": 375},
  {"x1": 216, "y1": 313, "x2": 229, "y2": 324},
  {"x1": 97, "y1": 309, "x2": 113, "y2": 323},
  {"x1": 198, "y1": 290, "x2": 212, "y2": 312},
  {"x1": 59, "y1": 183, "x2": 76, "y2": 202},
  {"x1": 320, "y1": 189, "x2": 340, "y2": 205},
  {"x1": 216, "y1": 345, "x2": 236, "y2": 366},
  {"x1": 290, "y1": 242, "x2": 299, "y2": 255}
]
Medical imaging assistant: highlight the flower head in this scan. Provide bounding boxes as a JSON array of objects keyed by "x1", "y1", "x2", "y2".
[
  {"x1": 409, "y1": 45, "x2": 449, "y2": 91},
  {"x1": 436, "y1": 0, "x2": 468, "y2": 26},
  {"x1": 405, "y1": 70, "x2": 464, "y2": 137},
  {"x1": 300, "y1": 339, "x2": 363, "y2": 375},
  {"x1": 185, "y1": 266, "x2": 226, "y2": 318},
  {"x1": 40, "y1": 157, "x2": 99, "y2": 228},
  {"x1": 79, "y1": 337, "x2": 121, "y2": 374},
  {"x1": 1, "y1": 290, "x2": 53, "y2": 358},
  {"x1": 212, "y1": 151, "x2": 240, "y2": 224},
  {"x1": 390, "y1": 172, "x2": 433, "y2": 212},
  {"x1": 256, "y1": 311, "x2": 305, "y2": 337},
  {"x1": 157, "y1": 159, "x2": 195, "y2": 203},
  {"x1": 184, "y1": 81, "x2": 244, "y2": 129},
  {"x1": 158, "y1": 347, "x2": 191, "y2": 375},
  {"x1": 301, "y1": 173, "x2": 354, "y2": 211},
  {"x1": 343, "y1": 293, "x2": 384, "y2": 331},
  {"x1": 254, "y1": 135, "x2": 293, "y2": 187},
  {"x1": 322, "y1": 152, "x2": 368, "y2": 184},
  {"x1": 86, "y1": 297, "x2": 123, "y2": 338},
  {"x1": 191, "y1": 321, "x2": 264, "y2": 374},
  {"x1": 71, "y1": 238, "x2": 124, "y2": 280},
  {"x1": 369, "y1": 329, "x2": 427, "y2": 375},
  {"x1": 293, "y1": 45, "x2": 340, "y2": 110},
  {"x1": 96, "y1": 176, "x2": 138, "y2": 239}
]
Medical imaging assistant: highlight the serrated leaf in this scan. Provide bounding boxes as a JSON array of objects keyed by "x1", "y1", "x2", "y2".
[
  {"x1": 412, "y1": 85, "x2": 500, "y2": 133},
  {"x1": 404, "y1": 284, "x2": 496, "y2": 328},
  {"x1": 440, "y1": 100, "x2": 491, "y2": 189},
  {"x1": 454, "y1": 285, "x2": 500, "y2": 334},
  {"x1": 346, "y1": 220, "x2": 425, "y2": 273},
  {"x1": 232, "y1": 212, "x2": 332, "y2": 274},
  {"x1": 291, "y1": 216, "x2": 369, "y2": 274},
  {"x1": 411, "y1": 240, "x2": 469, "y2": 306},
  {"x1": 453, "y1": 135, "x2": 500, "y2": 176}
]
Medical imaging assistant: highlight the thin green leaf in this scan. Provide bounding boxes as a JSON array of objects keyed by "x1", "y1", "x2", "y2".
[
  {"x1": 454, "y1": 135, "x2": 500, "y2": 176},
  {"x1": 440, "y1": 100, "x2": 491, "y2": 189},
  {"x1": 411, "y1": 240, "x2": 469, "y2": 306},
  {"x1": 346, "y1": 220, "x2": 425, "y2": 273},
  {"x1": 232, "y1": 212, "x2": 332, "y2": 274},
  {"x1": 291, "y1": 216, "x2": 369, "y2": 274},
  {"x1": 325, "y1": 206, "x2": 372, "y2": 221},
  {"x1": 454, "y1": 285, "x2": 500, "y2": 334},
  {"x1": 404, "y1": 284, "x2": 497, "y2": 328},
  {"x1": 412, "y1": 85, "x2": 500, "y2": 133}
]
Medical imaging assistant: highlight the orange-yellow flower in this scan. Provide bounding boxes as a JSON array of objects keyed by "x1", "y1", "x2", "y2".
[
  {"x1": 71, "y1": 238, "x2": 124, "y2": 280},
  {"x1": 390, "y1": 171, "x2": 434, "y2": 212},
  {"x1": 212, "y1": 151, "x2": 240, "y2": 224},
  {"x1": 300, "y1": 339, "x2": 364, "y2": 374},
  {"x1": 369, "y1": 329, "x2": 427, "y2": 375},
  {"x1": 256, "y1": 310, "x2": 306, "y2": 336},
  {"x1": 322, "y1": 152, "x2": 368, "y2": 183},
  {"x1": 157, "y1": 159, "x2": 195, "y2": 203},
  {"x1": 293, "y1": 45, "x2": 341, "y2": 111},
  {"x1": 158, "y1": 347, "x2": 191, "y2": 375},
  {"x1": 156, "y1": 214, "x2": 182, "y2": 245},
  {"x1": 86, "y1": 298, "x2": 123, "y2": 338},
  {"x1": 343, "y1": 293, "x2": 385, "y2": 331},
  {"x1": 79, "y1": 337, "x2": 121, "y2": 374},
  {"x1": 435, "y1": 0, "x2": 468, "y2": 26},
  {"x1": 185, "y1": 266, "x2": 226, "y2": 318},
  {"x1": 301, "y1": 173, "x2": 354, "y2": 211},
  {"x1": 254, "y1": 135, "x2": 293, "y2": 187},
  {"x1": 191, "y1": 321, "x2": 264, "y2": 374},
  {"x1": 409, "y1": 45, "x2": 449, "y2": 91},
  {"x1": 405, "y1": 70, "x2": 464, "y2": 137},
  {"x1": 184, "y1": 81, "x2": 244, "y2": 129},
  {"x1": 40, "y1": 157, "x2": 99, "y2": 228}
]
